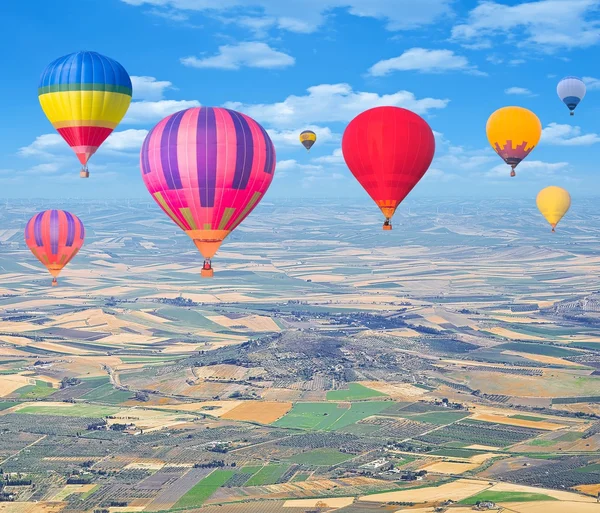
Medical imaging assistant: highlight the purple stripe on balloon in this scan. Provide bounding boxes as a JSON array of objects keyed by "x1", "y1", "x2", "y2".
[
  {"x1": 141, "y1": 128, "x2": 153, "y2": 175},
  {"x1": 34, "y1": 212, "x2": 44, "y2": 247},
  {"x1": 197, "y1": 107, "x2": 218, "y2": 208},
  {"x1": 229, "y1": 110, "x2": 254, "y2": 190},
  {"x1": 161, "y1": 110, "x2": 185, "y2": 190},
  {"x1": 25, "y1": 219, "x2": 31, "y2": 240},
  {"x1": 259, "y1": 124, "x2": 274, "y2": 175},
  {"x1": 50, "y1": 210, "x2": 59, "y2": 255},
  {"x1": 65, "y1": 211, "x2": 75, "y2": 246},
  {"x1": 78, "y1": 216, "x2": 85, "y2": 239}
]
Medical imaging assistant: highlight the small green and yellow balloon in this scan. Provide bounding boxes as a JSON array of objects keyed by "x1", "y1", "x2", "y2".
[{"x1": 299, "y1": 130, "x2": 317, "y2": 151}]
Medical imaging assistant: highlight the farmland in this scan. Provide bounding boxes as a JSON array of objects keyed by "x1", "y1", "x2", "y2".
[{"x1": 1, "y1": 199, "x2": 600, "y2": 511}]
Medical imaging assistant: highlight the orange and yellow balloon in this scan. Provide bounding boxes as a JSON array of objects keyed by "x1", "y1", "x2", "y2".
[
  {"x1": 486, "y1": 106, "x2": 541, "y2": 177},
  {"x1": 536, "y1": 186, "x2": 571, "y2": 232}
]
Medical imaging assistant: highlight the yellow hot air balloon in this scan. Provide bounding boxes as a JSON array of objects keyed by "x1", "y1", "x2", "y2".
[
  {"x1": 536, "y1": 186, "x2": 571, "y2": 232},
  {"x1": 486, "y1": 106, "x2": 542, "y2": 177}
]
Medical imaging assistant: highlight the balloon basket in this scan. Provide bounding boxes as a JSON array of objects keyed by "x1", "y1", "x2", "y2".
[
  {"x1": 201, "y1": 268, "x2": 214, "y2": 278},
  {"x1": 510, "y1": 170, "x2": 516, "y2": 177},
  {"x1": 51, "y1": 279, "x2": 58, "y2": 287},
  {"x1": 383, "y1": 224, "x2": 392, "y2": 231},
  {"x1": 570, "y1": 112, "x2": 574, "y2": 116},
  {"x1": 80, "y1": 169, "x2": 89, "y2": 178}
]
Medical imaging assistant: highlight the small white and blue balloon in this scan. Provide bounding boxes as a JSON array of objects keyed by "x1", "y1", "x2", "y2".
[{"x1": 557, "y1": 77, "x2": 586, "y2": 116}]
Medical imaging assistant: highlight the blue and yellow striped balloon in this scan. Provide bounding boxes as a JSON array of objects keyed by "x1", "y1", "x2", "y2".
[{"x1": 38, "y1": 51, "x2": 132, "y2": 178}]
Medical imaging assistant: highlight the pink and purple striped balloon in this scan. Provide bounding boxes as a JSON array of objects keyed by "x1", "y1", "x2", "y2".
[{"x1": 140, "y1": 107, "x2": 276, "y2": 274}]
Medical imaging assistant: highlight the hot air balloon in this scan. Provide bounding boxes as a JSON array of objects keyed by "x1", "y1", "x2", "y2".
[
  {"x1": 342, "y1": 106, "x2": 435, "y2": 230},
  {"x1": 486, "y1": 106, "x2": 541, "y2": 177},
  {"x1": 557, "y1": 77, "x2": 586, "y2": 116},
  {"x1": 536, "y1": 186, "x2": 571, "y2": 232},
  {"x1": 140, "y1": 107, "x2": 276, "y2": 277},
  {"x1": 38, "y1": 51, "x2": 132, "y2": 178},
  {"x1": 25, "y1": 210, "x2": 85, "y2": 286},
  {"x1": 300, "y1": 130, "x2": 317, "y2": 151}
]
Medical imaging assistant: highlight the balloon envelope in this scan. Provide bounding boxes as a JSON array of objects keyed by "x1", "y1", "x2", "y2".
[
  {"x1": 486, "y1": 106, "x2": 541, "y2": 176},
  {"x1": 557, "y1": 77, "x2": 586, "y2": 115},
  {"x1": 140, "y1": 107, "x2": 276, "y2": 275},
  {"x1": 536, "y1": 186, "x2": 571, "y2": 231},
  {"x1": 38, "y1": 51, "x2": 132, "y2": 176},
  {"x1": 25, "y1": 210, "x2": 85, "y2": 286},
  {"x1": 300, "y1": 130, "x2": 317, "y2": 151},
  {"x1": 342, "y1": 106, "x2": 435, "y2": 228}
]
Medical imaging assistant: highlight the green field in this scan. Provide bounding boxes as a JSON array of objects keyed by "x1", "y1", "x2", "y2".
[
  {"x1": 0, "y1": 402, "x2": 16, "y2": 411},
  {"x1": 429, "y1": 448, "x2": 480, "y2": 458},
  {"x1": 496, "y1": 342, "x2": 577, "y2": 358},
  {"x1": 274, "y1": 402, "x2": 390, "y2": 431},
  {"x1": 244, "y1": 464, "x2": 289, "y2": 486},
  {"x1": 528, "y1": 439, "x2": 556, "y2": 447},
  {"x1": 13, "y1": 381, "x2": 56, "y2": 400},
  {"x1": 406, "y1": 411, "x2": 471, "y2": 425},
  {"x1": 17, "y1": 403, "x2": 120, "y2": 417},
  {"x1": 555, "y1": 432, "x2": 584, "y2": 442},
  {"x1": 79, "y1": 383, "x2": 133, "y2": 404},
  {"x1": 510, "y1": 415, "x2": 547, "y2": 422},
  {"x1": 576, "y1": 463, "x2": 600, "y2": 473},
  {"x1": 326, "y1": 383, "x2": 387, "y2": 401},
  {"x1": 460, "y1": 490, "x2": 557, "y2": 504},
  {"x1": 289, "y1": 448, "x2": 353, "y2": 466},
  {"x1": 173, "y1": 470, "x2": 234, "y2": 509},
  {"x1": 291, "y1": 472, "x2": 311, "y2": 482}
]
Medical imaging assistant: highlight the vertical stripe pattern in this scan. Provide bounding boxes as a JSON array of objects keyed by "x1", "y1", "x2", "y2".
[
  {"x1": 140, "y1": 107, "x2": 275, "y2": 233},
  {"x1": 24, "y1": 210, "x2": 85, "y2": 274}
]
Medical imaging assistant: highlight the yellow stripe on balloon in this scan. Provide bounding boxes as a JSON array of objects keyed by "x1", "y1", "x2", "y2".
[
  {"x1": 153, "y1": 192, "x2": 188, "y2": 231},
  {"x1": 39, "y1": 91, "x2": 131, "y2": 125},
  {"x1": 230, "y1": 192, "x2": 261, "y2": 230},
  {"x1": 51, "y1": 119, "x2": 119, "y2": 129}
]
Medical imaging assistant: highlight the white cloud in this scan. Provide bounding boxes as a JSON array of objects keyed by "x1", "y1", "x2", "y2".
[
  {"x1": 452, "y1": 0, "x2": 600, "y2": 50},
  {"x1": 277, "y1": 159, "x2": 323, "y2": 173},
  {"x1": 18, "y1": 134, "x2": 63, "y2": 157},
  {"x1": 123, "y1": 99, "x2": 201, "y2": 124},
  {"x1": 103, "y1": 129, "x2": 150, "y2": 151},
  {"x1": 541, "y1": 123, "x2": 600, "y2": 146},
  {"x1": 583, "y1": 76, "x2": 600, "y2": 90},
  {"x1": 504, "y1": 87, "x2": 534, "y2": 95},
  {"x1": 181, "y1": 42, "x2": 295, "y2": 70},
  {"x1": 312, "y1": 148, "x2": 344, "y2": 165},
  {"x1": 267, "y1": 126, "x2": 338, "y2": 147},
  {"x1": 224, "y1": 83, "x2": 448, "y2": 128},
  {"x1": 509, "y1": 59, "x2": 526, "y2": 66},
  {"x1": 486, "y1": 160, "x2": 570, "y2": 178},
  {"x1": 120, "y1": 0, "x2": 453, "y2": 33},
  {"x1": 369, "y1": 48, "x2": 484, "y2": 76},
  {"x1": 131, "y1": 76, "x2": 175, "y2": 101}
]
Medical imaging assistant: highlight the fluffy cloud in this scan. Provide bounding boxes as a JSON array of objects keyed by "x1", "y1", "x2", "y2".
[
  {"x1": 452, "y1": 0, "x2": 600, "y2": 50},
  {"x1": 583, "y1": 76, "x2": 600, "y2": 90},
  {"x1": 224, "y1": 83, "x2": 449, "y2": 128},
  {"x1": 312, "y1": 148, "x2": 344, "y2": 165},
  {"x1": 120, "y1": 0, "x2": 453, "y2": 33},
  {"x1": 504, "y1": 86, "x2": 534, "y2": 95},
  {"x1": 18, "y1": 134, "x2": 63, "y2": 158},
  {"x1": 267, "y1": 126, "x2": 338, "y2": 147},
  {"x1": 181, "y1": 42, "x2": 295, "y2": 70},
  {"x1": 103, "y1": 129, "x2": 150, "y2": 151},
  {"x1": 486, "y1": 160, "x2": 570, "y2": 178},
  {"x1": 131, "y1": 76, "x2": 175, "y2": 101},
  {"x1": 123, "y1": 99, "x2": 201, "y2": 124},
  {"x1": 369, "y1": 48, "x2": 484, "y2": 76},
  {"x1": 541, "y1": 123, "x2": 600, "y2": 146}
]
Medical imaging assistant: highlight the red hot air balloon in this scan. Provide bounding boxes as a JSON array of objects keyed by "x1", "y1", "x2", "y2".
[
  {"x1": 342, "y1": 106, "x2": 435, "y2": 230},
  {"x1": 140, "y1": 107, "x2": 276, "y2": 277},
  {"x1": 24, "y1": 210, "x2": 85, "y2": 286}
]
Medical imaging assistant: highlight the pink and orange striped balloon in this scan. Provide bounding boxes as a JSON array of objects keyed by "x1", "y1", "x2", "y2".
[
  {"x1": 140, "y1": 107, "x2": 276, "y2": 277},
  {"x1": 25, "y1": 210, "x2": 85, "y2": 286}
]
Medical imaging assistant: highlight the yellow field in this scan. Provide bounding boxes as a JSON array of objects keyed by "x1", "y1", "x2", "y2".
[
  {"x1": 282, "y1": 497, "x2": 354, "y2": 508},
  {"x1": 574, "y1": 484, "x2": 600, "y2": 496},
  {"x1": 51, "y1": 484, "x2": 96, "y2": 501},
  {"x1": 221, "y1": 401, "x2": 292, "y2": 424},
  {"x1": 358, "y1": 381, "x2": 426, "y2": 398},
  {"x1": 503, "y1": 350, "x2": 583, "y2": 367},
  {"x1": 488, "y1": 327, "x2": 544, "y2": 340},
  {"x1": 124, "y1": 460, "x2": 165, "y2": 470},
  {"x1": 362, "y1": 479, "x2": 489, "y2": 503},
  {"x1": 506, "y1": 503, "x2": 600, "y2": 513},
  {"x1": 106, "y1": 408, "x2": 194, "y2": 432},
  {"x1": 0, "y1": 503, "x2": 65, "y2": 513},
  {"x1": 489, "y1": 481, "x2": 595, "y2": 502},
  {"x1": 465, "y1": 444, "x2": 502, "y2": 451},
  {"x1": 420, "y1": 461, "x2": 479, "y2": 474},
  {"x1": 157, "y1": 401, "x2": 243, "y2": 417},
  {"x1": 388, "y1": 328, "x2": 421, "y2": 337},
  {"x1": 0, "y1": 374, "x2": 34, "y2": 396},
  {"x1": 472, "y1": 413, "x2": 566, "y2": 431}
]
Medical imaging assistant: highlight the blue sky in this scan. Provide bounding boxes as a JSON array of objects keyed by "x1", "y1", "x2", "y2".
[{"x1": 1, "y1": 0, "x2": 599, "y2": 200}]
